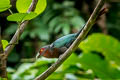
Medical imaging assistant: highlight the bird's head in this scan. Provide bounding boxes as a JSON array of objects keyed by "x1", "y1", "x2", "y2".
[{"x1": 36, "y1": 45, "x2": 50, "y2": 59}]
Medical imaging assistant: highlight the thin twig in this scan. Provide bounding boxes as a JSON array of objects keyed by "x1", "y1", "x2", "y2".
[
  {"x1": 35, "y1": 0, "x2": 105, "y2": 80},
  {"x1": 8, "y1": 9, "x2": 13, "y2": 14},
  {"x1": 4, "y1": 0, "x2": 38, "y2": 58}
]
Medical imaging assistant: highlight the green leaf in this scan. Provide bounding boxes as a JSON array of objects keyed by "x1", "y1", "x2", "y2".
[
  {"x1": 79, "y1": 33, "x2": 120, "y2": 66},
  {"x1": 54, "y1": 24, "x2": 62, "y2": 33},
  {"x1": 62, "y1": 53, "x2": 79, "y2": 70},
  {"x1": 0, "y1": 0, "x2": 11, "y2": 12},
  {"x1": 11, "y1": 58, "x2": 56, "y2": 80},
  {"x1": 70, "y1": 16, "x2": 85, "y2": 29},
  {"x1": 34, "y1": 0, "x2": 47, "y2": 15},
  {"x1": 30, "y1": 22, "x2": 50, "y2": 40},
  {"x1": 62, "y1": 23, "x2": 70, "y2": 35},
  {"x1": 16, "y1": 0, "x2": 47, "y2": 15},
  {"x1": 16, "y1": 0, "x2": 32, "y2": 13},
  {"x1": 7, "y1": 12, "x2": 37, "y2": 21},
  {"x1": 49, "y1": 16, "x2": 60, "y2": 32},
  {"x1": 34, "y1": 58, "x2": 57, "y2": 67},
  {"x1": 79, "y1": 53, "x2": 120, "y2": 79},
  {"x1": 47, "y1": 72, "x2": 64, "y2": 80},
  {"x1": 1, "y1": 40, "x2": 8, "y2": 50}
]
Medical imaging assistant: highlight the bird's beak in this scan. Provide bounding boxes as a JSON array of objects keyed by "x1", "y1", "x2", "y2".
[{"x1": 36, "y1": 52, "x2": 40, "y2": 60}]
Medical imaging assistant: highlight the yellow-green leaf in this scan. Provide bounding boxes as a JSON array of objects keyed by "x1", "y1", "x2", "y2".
[
  {"x1": 16, "y1": 0, "x2": 47, "y2": 15},
  {"x1": 0, "y1": 0, "x2": 11, "y2": 12},
  {"x1": 16, "y1": 0, "x2": 32, "y2": 13},
  {"x1": 7, "y1": 12, "x2": 37, "y2": 21},
  {"x1": 34, "y1": 0, "x2": 47, "y2": 15},
  {"x1": 2, "y1": 40, "x2": 8, "y2": 50}
]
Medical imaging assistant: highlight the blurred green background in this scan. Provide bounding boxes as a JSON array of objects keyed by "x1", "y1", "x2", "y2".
[{"x1": 0, "y1": 0, "x2": 120, "y2": 80}]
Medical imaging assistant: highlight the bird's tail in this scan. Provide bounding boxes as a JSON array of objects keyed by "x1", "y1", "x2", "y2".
[
  {"x1": 75, "y1": 8, "x2": 108, "y2": 38},
  {"x1": 75, "y1": 24, "x2": 85, "y2": 37}
]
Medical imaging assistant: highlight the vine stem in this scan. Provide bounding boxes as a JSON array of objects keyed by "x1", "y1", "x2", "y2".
[{"x1": 35, "y1": 0, "x2": 105, "y2": 80}]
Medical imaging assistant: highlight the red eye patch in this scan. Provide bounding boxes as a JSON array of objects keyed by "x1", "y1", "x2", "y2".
[{"x1": 40, "y1": 48, "x2": 45, "y2": 54}]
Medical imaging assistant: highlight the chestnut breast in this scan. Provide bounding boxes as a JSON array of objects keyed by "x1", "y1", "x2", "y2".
[{"x1": 43, "y1": 48, "x2": 60, "y2": 58}]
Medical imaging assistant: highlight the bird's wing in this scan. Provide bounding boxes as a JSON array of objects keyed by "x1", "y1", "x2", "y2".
[{"x1": 52, "y1": 34, "x2": 76, "y2": 48}]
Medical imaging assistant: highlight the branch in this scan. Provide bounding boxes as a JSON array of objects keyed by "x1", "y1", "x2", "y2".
[
  {"x1": 0, "y1": 26, "x2": 7, "y2": 78},
  {"x1": 0, "y1": 0, "x2": 38, "y2": 78},
  {"x1": 0, "y1": 27, "x2": 3, "y2": 54},
  {"x1": 35, "y1": 0, "x2": 105, "y2": 80},
  {"x1": 4, "y1": 0, "x2": 38, "y2": 58}
]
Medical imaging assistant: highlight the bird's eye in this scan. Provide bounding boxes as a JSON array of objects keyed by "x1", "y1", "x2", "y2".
[
  {"x1": 40, "y1": 49, "x2": 43, "y2": 52},
  {"x1": 40, "y1": 48, "x2": 45, "y2": 53}
]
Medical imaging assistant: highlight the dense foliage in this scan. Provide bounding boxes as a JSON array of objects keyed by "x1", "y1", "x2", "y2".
[
  {"x1": 0, "y1": 0, "x2": 120, "y2": 80},
  {"x1": 7, "y1": 33, "x2": 120, "y2": 80}
]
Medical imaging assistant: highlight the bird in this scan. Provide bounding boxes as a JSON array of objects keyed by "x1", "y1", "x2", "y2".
[
  {"x1": 36, "y1": 25, "x2": 84, "y2": 59},
  {"x1": 36, "y1": 8, "x2": 108, "y2": 59}
]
